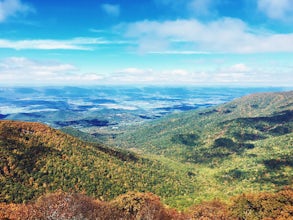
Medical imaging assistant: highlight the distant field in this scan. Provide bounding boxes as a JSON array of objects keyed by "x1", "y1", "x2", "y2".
[{"x1": 0, "y1": 86, "x2": 288, "y2": 131}]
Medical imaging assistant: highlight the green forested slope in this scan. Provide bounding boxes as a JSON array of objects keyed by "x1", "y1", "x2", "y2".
[
  {"x1": 114, "y1": 91, "x2": 293, "y2": 161},
  {"x1": 112, "y1": 91, "x2": 293, "y2": 206}
]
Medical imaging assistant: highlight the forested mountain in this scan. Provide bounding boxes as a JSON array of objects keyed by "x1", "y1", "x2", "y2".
[
  {"x1": 0, "y1": 91, "x2": 292, "y2": 219},
  {"x1": 0, "y1": 120, "x2": 196, "y2": 206},
  {"x1": 112, "y1": 91, "x2": 293, "y2": 205},
  {"x1": 114, "y1": 91, "x2": 293, "y2": 161}
]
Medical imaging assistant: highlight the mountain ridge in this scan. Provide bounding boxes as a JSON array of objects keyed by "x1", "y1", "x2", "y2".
[
  {"x1": 112, "y1": 90, "x2": 293, "y2": 159},
  {"x1": 0, "y1": 90, "x2": 292, "y2": 211},
  {"x1": 109, "y1": 90, "x2": 292, "y2": 206}
]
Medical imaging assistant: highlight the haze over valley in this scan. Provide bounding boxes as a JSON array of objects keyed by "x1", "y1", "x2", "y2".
[{"x1": 0, "y1": 86, "x2": 288, "y2": 135}]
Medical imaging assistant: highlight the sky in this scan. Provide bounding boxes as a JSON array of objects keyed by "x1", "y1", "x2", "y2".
[{"x1": 0, "y1": 0, "x2": 292, "y2": 86}]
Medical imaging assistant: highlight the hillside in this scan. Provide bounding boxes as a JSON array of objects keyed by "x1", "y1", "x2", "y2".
[
  {"x1": 111, "y1": 91, "x2": 293, "y2": 205},
  {"x1": 0, "y1": 91, "x2": 292, "y2": 211},
  {"x1": 113, "y1": 91, "x2": 293, "y2": 159},
  {"x1": 0, "y1": 120, "x2": 196, "y2": 207}
]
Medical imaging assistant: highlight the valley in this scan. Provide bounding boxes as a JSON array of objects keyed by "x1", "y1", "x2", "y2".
[
  {"x1": 0, "y1": 86, "x2": 286, "y2": 132},
  {"x1": 0, "y1": 88, "x2": 292, "y2": 218}
]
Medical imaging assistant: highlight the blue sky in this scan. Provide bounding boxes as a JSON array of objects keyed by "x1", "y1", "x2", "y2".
[{"x1": 0, "y1": 0, "x2": 292, "y2": 86}]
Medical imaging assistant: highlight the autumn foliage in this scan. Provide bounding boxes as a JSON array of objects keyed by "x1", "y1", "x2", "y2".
[
  {"x1": 188, "y1": 200, "x2": 231, "y2": 220},
  {"x1": 0, "y1": 191, "x2": 183, "y2": 220},
  {"x1": 1, "y1": 188, "x2": 292, "y2": 220},
  {"x1": 229, "y1": 187, "x2": 293, "y2": 220},
  {"x1": 0, "y1": 120, "x2": 197, "y2": 206},
  {"x1": 109, "y1": 191, "x2": 185, "y2": 220}
]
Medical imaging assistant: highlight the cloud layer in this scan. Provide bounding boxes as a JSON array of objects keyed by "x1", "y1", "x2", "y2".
[
  {"x1": 0, "y1": 57, "x2": 103, "y2": 85},
  {"x1": 122, "y1": 18, "x2": 293, "y2": 53},
  {"x1": 0, "y1": 37, "x2": 126, "y2": 50},
  {"x1": 1, "y1": 57, "x2": 292, "y2": 86}
]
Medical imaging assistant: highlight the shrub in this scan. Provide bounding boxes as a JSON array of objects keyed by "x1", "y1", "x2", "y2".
[
  {"x1": 214, "y1": 138, "x2": 236, "y2": 149},
  {"x1": 110, "y1": 191, "x2": 179, "y2": 220},
  {"x1": 229, "y1": 187, "x2": 293, "y2": 220},
  {"x1": 188, "y1": 200, "x2": 232, "y2": 220}
]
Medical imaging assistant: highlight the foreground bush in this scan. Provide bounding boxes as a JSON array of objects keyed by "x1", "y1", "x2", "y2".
[
  {"x1": 110, "y1": 191, "x2": 186, "y2": 220},
  {"x1": 0, "y1": 191, "x2": 108, "y2": 220},
  {"x1": 230, "y1": 187, "x2": 293, "y2": 220},
  {"x1": 188, "y1": 200, "x2": 232, "y2": 220},
  {"x1": 0, "y1": 191, "x2": 183, "y2": 220},
  {"x1": 1, "y1": 188, "x2": 292, "y2": 219}
]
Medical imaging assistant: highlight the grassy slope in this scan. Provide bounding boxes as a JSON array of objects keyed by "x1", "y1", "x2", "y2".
[{"x1": 112, "y1": 91, "x2": 293, "y2": 207}]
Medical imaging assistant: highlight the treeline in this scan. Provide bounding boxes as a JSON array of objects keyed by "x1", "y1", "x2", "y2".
[{"x1": 1, "y1": 188, "x2": 292, "y2": 219}]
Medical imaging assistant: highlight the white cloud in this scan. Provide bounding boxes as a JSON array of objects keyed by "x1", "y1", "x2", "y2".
[
  {"x1": 0, "y1": 0, "x2": 33, "y2": 22},
  {"x1": 226, "y1": 63, "x2": 251, "y2": 73},
  {"x1": 100, "y1": 62, "x2": 293, "y2": 86},
  {"x1": 122, "y1": 18, "x2": 293, "y2": 53},
  {"x1": 0, "y1": 57, "x2": 76, "y2": 75},
  {"x1": 148, "y1": 50, "x2": 211, "y2": 54},
  {"x1": 109, "y1": 70, "x2": 187, "y2": 84},
  {"x1": 258, "y1": 0, "x2": 293, "y2": 21},
  {"x1": 101, "y1": 65, "x2": 253, "y2": 85},
  {"x1": 101, "y1": 4, "x2": 120, "y2": 17},
  {"x1": 0, "y1": 57, "x2": 292, "y2": 86},
  {"x1": 0, "y1": 37, "x2": 123, "y2": 50},
  {"x1": 0, "y1": 57, "x2": 103, "y2": 85}
]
